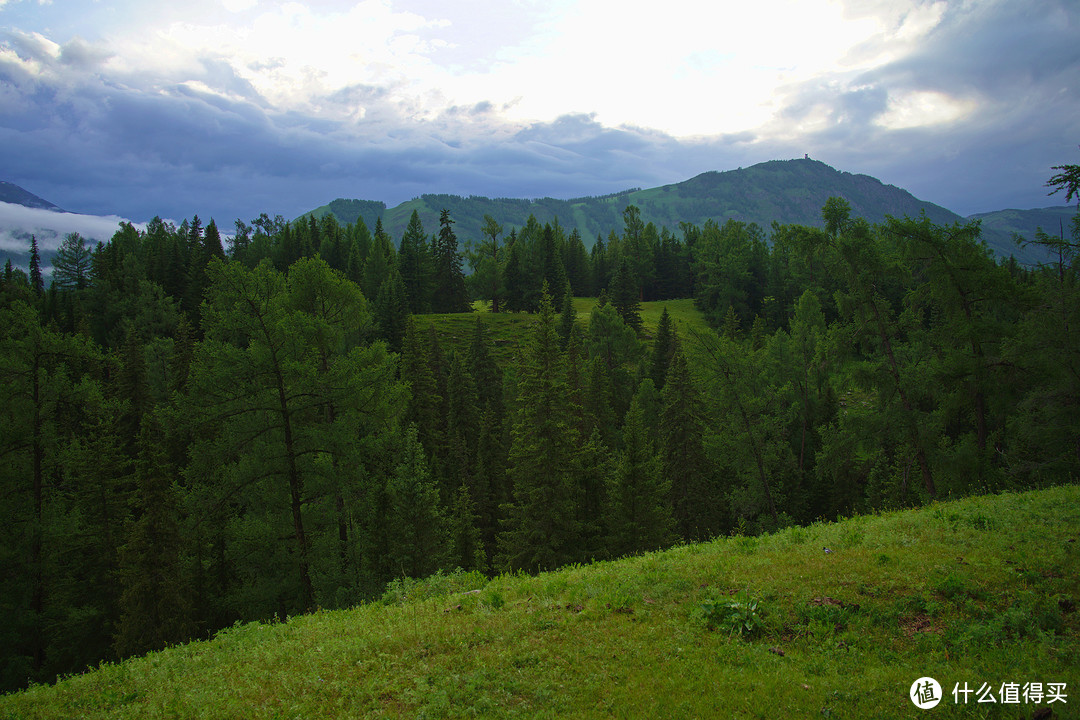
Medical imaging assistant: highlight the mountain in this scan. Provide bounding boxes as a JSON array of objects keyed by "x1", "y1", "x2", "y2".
[
  {"x1": 302, "y1": 159, "x2": 1059, "y2": 263},
  {"x1": 0, "y1": 181, "x2": 62, "y2": 211},
  {"x1": 968, "y1": 205, "x2": 1077, "y2": 260}
]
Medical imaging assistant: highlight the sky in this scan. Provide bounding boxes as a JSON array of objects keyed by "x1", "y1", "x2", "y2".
[{"x1": 1, "y1": 0, "x2": 1078, "y2": 229}]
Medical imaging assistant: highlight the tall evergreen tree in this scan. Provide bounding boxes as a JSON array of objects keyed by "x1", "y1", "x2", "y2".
[
  {"x1": 610, "y1": 259, "x2": 643, "y2": 333},
  {"x1": 539, "y1": 223, "x2": 568, "y2": 312},
  {"x1": 497, "y1": 287, "x2": 582, "y2": 571},
  {"x1": 400, "y1": 316, "x2": 443, "y2": 463},
  {"x1": 399, "y1": 210, "x2": 432, "y2": 314},
  {"x1": 558, "y1": 284, "x2": 577, "y2": 350},
  {"x1": 604, "y1": 392, "x2": 673, "y2": 557},
  {"x1": 53, "y1": 232, "x2": 92, "y2": 291},
  {"x1": 28, "y1": 235, "x2": 44, "y2": 297},
  {"x1": 660, "y1": 349, "x2": 720, "y2": 540},
  {"x1": 386, "y1": 425, "x2": 446, "y2": 578},
  {"x1": 649, "y1": 306, "x2": 676, "y2": 390},
  {"x1": 431, "y1": 209, "x2": 471, "y2": 313},
  {"x1": 362, "y1": 218, "x2": 395, "y2": 301},
  {"x1": 375, "y1": 268, "x2": 409, "y2": 354},
  {"x1": 114, "y1": 415, "x2": 192, "y2": 658}
]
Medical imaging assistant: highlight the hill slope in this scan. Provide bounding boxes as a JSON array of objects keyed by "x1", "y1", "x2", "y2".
[
  {"x1": 302, "y1": 159, "x2": 1053, "y2": 262},
  {"x1": 4, "y1": 485, "x2": 1077, "y2": 719},
  {"x1": 0, "y1": 181, "x2": 62, "y2": 212}
]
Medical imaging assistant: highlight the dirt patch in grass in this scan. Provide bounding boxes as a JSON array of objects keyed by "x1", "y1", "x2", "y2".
[{"x1": 899, "y1": 614, "x2": 943, "y2": 638}]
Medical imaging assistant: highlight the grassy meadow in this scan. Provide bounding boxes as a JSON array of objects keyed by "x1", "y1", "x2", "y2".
[
  {"x1": 421, "y1": 297, "x2": 711, "y2": 369},
  {"x1": 2, "y1": 485, "x2": 1077, "y2": 719}
]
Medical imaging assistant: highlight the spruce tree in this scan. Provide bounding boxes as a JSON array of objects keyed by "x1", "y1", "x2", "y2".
[
  {"x1": 400, "y1": 316, "x2": 442, "y2": 460},
  {"x1": 432, "y1": 209, "x2": 471, "y2": 313},
  {"x1": 362, "y1": 218, "x2": 394, "y2": 301},
  {"x1": 648, "y1": 306, "x2": 676, "y2": 390},
  {"x1": 558, "y1": 283, "x2": 577, "y2": 350},
  {"x1": 446, "y1": 350, "x2": 480, "y2": 489},
  {"x1": 610, "y1": 259, "x2": 643, "y2": 332},
  {"x1": 375, "y1": 268, "x2": 409, "y2": 353},
  {"x1": 114, "y1": 416, "x2": 192, "y2": 658},
  {"x1": 604, "y1": 393, "x2": 673, "y2": 557},
  {"x1": 386, "y1": 425, "x2": 446, "y2": 578},
  {"x1": 660, "y1": 349, "x2": 720, "y2": 540},
  {"x1": 29, "y1": 235, "x2": 43, "y2": 297},
  {"x1": 399, "y1": 210, "x2": 432, "y2": 314},
  {"x1": 497, "y1": 286, "x2": 582, "y2": 572},
  {"x1": 468, "y1": 316, "x2": 504, "y2": 420},
  {"x1": 447, "y1": 481, "x2": 486, "y2": 573},
  {"x1": 540, "y1": 223, "x2": 568, "y2": 311}
]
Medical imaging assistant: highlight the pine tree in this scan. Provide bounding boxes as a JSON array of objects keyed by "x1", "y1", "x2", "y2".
[
  {"x1": 468, "y1": 316, "x2": 504, "y2": 420},
  {"x1": 53, "y1": 232, "x2": 92, "y2": 290},
  {"x1": 649, "y1": 306, "x2": 676, "y2": 390},
  {"x1": 660, "y1": 349, "x2": 721, "y2": 540},
  {"x1": 386, "y1": 425, "x2": 446, "y2": 578},
  {"x1": 445, "y1": 350, "x2": 480, "y2": 489},
  {"x1": 447, "y1": 481, "x2": 486, "y2": 572},
  {"x1": 375, "y1": 268, "x2": 409, "y2": 353},
  {"x1": 400, "y1": 316, "x2": 443, "y2": 462},
  {"x1": 114, "y1": 415, "x2": 192, "y2": 658},
  {"x1": 399, "y1": 210, "x2": 432, "y2": 314},
  {"x1": 497, "y1": 287, "x2": 582, "y2": 572},
  {"x1": 604, "y1": 393, "x2": 673, "y2": 557},
  {"x1": 204, "y1": 219, "x2": 225, "y2": 260},
  {"x1": 431, "y1": 209, "x2": 471, "y2": 313},
  {"x1": 610, "y1": 259, "x2": 643, "y2": 332},
  {"x1": 29, "y1": 235, "x2": 44, "y2": 297},
  {"x1": 363, "y1": 218, "x2": 395, "y2": 301},
  {"x1": 558, "y1": 283, "x2": 577, "y2": 350}
]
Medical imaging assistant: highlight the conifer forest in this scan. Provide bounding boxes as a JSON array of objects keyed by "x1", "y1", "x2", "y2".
[{"x1": 2, "y1": 164, "x2": 1078, "y2": 692}]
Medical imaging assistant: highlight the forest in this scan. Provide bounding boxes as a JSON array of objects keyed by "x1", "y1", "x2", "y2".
[{"x1": 1, "y1": 163, "x2": 1078, "y2": 693}]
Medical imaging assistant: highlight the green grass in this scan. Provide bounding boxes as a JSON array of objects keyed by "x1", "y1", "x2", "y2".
[
  {"x1": 4, "y1": 485, "x2": 1078, "y2": 718},
  {"x1": 423, "y1": 297, "x2": 711, "y2": 368}
]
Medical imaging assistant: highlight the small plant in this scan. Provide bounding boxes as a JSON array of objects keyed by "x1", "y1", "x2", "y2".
[{"x1": 702, "y1": 590, "x2": 763, "y2": 637}]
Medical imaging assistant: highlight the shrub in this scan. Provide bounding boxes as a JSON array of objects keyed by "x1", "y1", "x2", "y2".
[{"x1": 702, "y1": 591, "x2": 763, "y2": 637}]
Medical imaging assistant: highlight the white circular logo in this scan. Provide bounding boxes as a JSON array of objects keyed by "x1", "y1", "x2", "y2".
[{"x1": 910, "y1": 677, "x2": 942, "y2": 709}]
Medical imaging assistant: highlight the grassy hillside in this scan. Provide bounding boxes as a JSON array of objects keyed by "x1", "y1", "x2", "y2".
[
  {"x1": 417, "y1": 297, "x2": 710, "y2": 369},
  {"x1": 303, "y1": 158, "x2": 1048, "y2": 261},
  {"x1": 3, "y1": 485, "x2": 1077, "y2": 719}
]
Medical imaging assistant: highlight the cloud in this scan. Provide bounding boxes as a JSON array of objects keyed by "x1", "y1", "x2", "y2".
[
  {"x1": 0, "y1": 0, "x2": 1076, "y2": 226},
  {"x1": 0, "y1": 202, "x2": 143, "y2": 274}
]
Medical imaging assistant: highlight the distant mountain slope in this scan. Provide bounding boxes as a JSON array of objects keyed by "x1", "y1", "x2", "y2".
[
  {"x1": 967, "y1": 205, "x2": 1076, "y2": 263},
  {"x1": 303, "y1": 159, "x2": 1055, "y2": 262},
  {"x1": 0, "y1": 181, "x2": 62, "y2": 211}
]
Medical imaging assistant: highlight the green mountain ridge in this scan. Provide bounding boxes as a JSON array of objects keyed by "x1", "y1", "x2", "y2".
[{"x1": 302, "y1": 159, "x2": 1062, "y2": 264}]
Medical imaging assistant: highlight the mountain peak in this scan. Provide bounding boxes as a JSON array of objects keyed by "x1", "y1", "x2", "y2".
[{"x1": 0, "y1": 181, "x2": 63, "y2": 212}]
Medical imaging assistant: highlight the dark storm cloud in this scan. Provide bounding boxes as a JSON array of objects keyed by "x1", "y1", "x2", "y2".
[
  {"x1": 1, "y1": 0, "x2": 1076, "y2": 226},
  {"x1": 0, "y1": 48, "x2": 742, "y2": 223},
  {"x1": 769, "y1": 0, "x2": 1080, "y2": 214}
]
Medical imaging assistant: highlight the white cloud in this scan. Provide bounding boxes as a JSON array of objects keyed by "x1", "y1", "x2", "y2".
[
  {"x1": 221, "y1": 0, "x2": 258, "y2": 12},
  {"x1": 31, "y1": 0, "x2": 957, "y2": 138},
  {"x1": 876, "y1": 89, "x2": 976, "y2": 129},
  {"x1": 0, "y1": 202, "x2": 143, "y2": 254}
]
